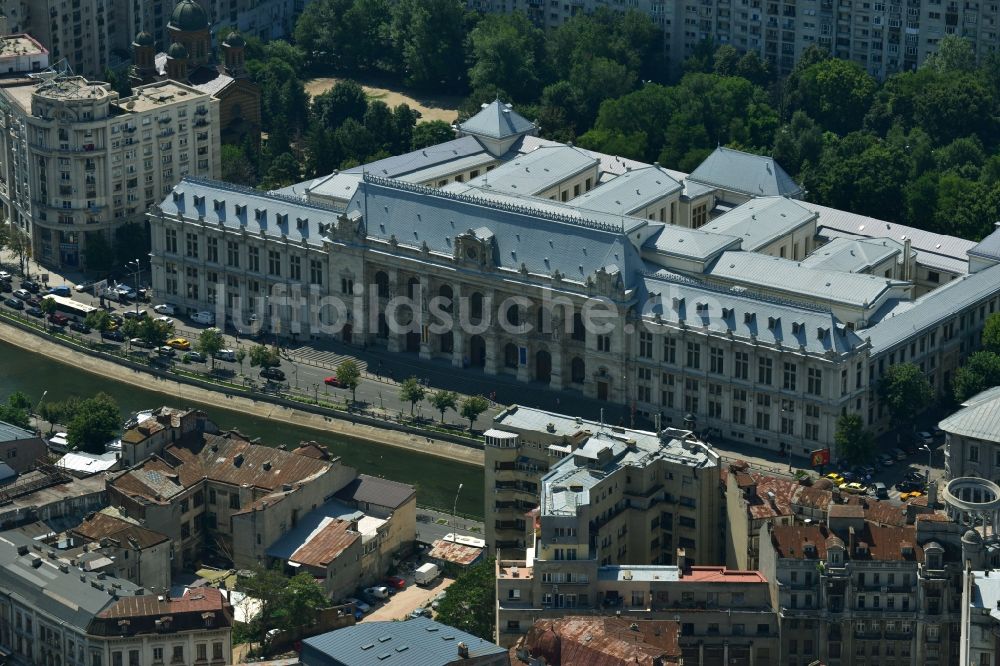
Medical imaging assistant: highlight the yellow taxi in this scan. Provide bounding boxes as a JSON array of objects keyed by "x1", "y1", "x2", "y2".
[
  {"x1": 825, "y1": 472, "x2": 845, "y2": 485},
  {"x1": 166, "y1": 337, "x2": 191, "y2": 351},
  {"x1": 838, "y1": 482, "x2": 867, "y2": 495}
]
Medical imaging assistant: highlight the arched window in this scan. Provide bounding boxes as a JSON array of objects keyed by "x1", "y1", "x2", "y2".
[
  {"x1": 470, "y1": 292, "x2": 484, "y2": 321},
  {"x1": 375, "y1": 272, "x2": 389, "y2": 299},
  {"x1": 504, "y1": 343, "x2": 519, "y2": 368},
  {"x1": 571, "y1": 357, "x2": 585, "y2": 384},
  {"x1": 438, "y1": 284, "x2": 454, "y2": 313},
  {"x1": 536, "y1": 307, "x2": 549, "y2": 334},
  {"x1": 505, "y1": 303, "x2": 520, "y2": 327},
  {"x1": 407, "y1": 277, "x2": 420, "y2": 300},
  {"x1": 572, "y1": 312, "x2": 586, "y2": 341}
]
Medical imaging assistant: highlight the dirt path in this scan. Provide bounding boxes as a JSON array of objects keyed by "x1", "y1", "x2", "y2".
[{"x1": 304, "y1": 76, "x2": 461, "y2": 123}]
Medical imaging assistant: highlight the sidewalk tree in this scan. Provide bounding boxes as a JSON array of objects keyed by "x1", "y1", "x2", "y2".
[
  {"x1": 198, "y1": 327, "x2": 225, "y2": 369},
  {"x1": 834, "y1": 413, "x2": 874, "y2": 464},
  {"x1": 249, "y1": 344, "x2": 281, "y2": 369},
  {"x1": 399, "y1": 376, "x2": 426, "y2": 415},
  {"x1": 137, "y1": 318, "x2": 173, "y2": 347},
  {"x1": 460, "y1": 395, "x2": 489, "y2": 432},
  {"x1": 121, "y1": 318, "x2": 140, "y2": 350},
  {"x1": 85, "y1": 310, "x2": 112, "y2": 337},
  {"x1": 953, "y1": 351, "x2": 1000, "y2": 403},
  {"x1": 0, "y1": 392, "x2": 31, "y2": 429},
  {"x1": 877, "y1": 362, "x2": 933, "y2": 427},
  {"x1": 336, "y1": 359, "x2": 361, "y2": 403},
  {"x1": 6, "y1": 224, "x2": 29, "y2": 275},
  {"x1": 434, "y1": 558, "x2": 496, "y2": 641},
  {"x1": 429, "y1": 389, "x2": 457, "y2": 423},
  {"x1": 66, "y1": 392, "x2": 120, "y2": 454},
  {"x1": 235, "y1": 347, "x2": 248, "y2": 375},
  {"x1": 238, "y1": 565, "x2": 328, "y2": 657},
  {"x1": 37, "y1": 401, "x2": 64, "y2": 435},
  {"x1": 39, "y1": 297, "x2": 57, "y2": 326}
]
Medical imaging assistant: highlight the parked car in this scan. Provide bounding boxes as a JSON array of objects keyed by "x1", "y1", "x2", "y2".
[
  {"x1": 102, "y1": 329, "x2": 125, "y2": 342},
  {"x1": 873, "y1": 482, "x2": 889, "y2": 499},
  {"x1": 892, "y1": 447, "x2": 908, "y2": 461},
  {"x1": 191, "y1": 311, "x2": 215, "y2": 325},
  {"x1": 156, "y1": 345, "x2": 176, "y2": 357},
  {"x1": 905, "y1": 470, "x2": 927, "y2": 483},
  {"x1": 824, "y1": 472, "x2": 845, "y2": 485},
  {"x1": 166, "y1": 337, "x2": 190, "y2": 350},
  {"x1": 877, "y1": 453, "x2": 894, "y2": 467},
  {"x1": 324, "y1": 376, "x2": 342, "y2": 387},
  {"x1": 214, "y1": 348, "x2": 236, "y2": 361},
  {"x1": 364, "y1": 586, "x2": 390, "y2": 601},
  {"x1": 0, "y1": 281, "x2": 10, "y2": 293},
  {"x1": 895, "y1": 479, "x2": 924, "y2": 492},
  {"x1": 260, "y1": 367, "x2": 285, "y2": 381},
  {"x1": 5, "y1": 297, "x2": 24, "y2": 310},
  {"x1": 69, "y1": 321, "x2": 91, "y2": 333},
  {"x1": 185, "y1": 351, "x2": 206, "y2": 362},
  {"x1": 154, "y1": 315, "x2": 174, "y2": 326},
  {"x1": 130, "y1": 338, "x2": 154, "y2": 349},
  {"x1": 916, "y1": 431, "x2": 934, "y2": 445},
  {"x1": 346, "y1": 598, "x2": 370, "y2": 615},
  {"x1": 20, "y1": 279, "x2": 40, "y2": 293},
  {"x1": 25, "y1": 306, "x2": 43, "y2": 318},
  {"x1": 408, "y1": 607, "x2": 432, "y2": 619},
  {"x1": 13, "y1": 288, "x2": 30, "y2": 301},
  {"x1": 48, "y1": 312, "x2": 69, "y2": 326},
  {"x1": 153, "y1": 303, "x2": 176, "y2": 315},
  {"x1": 47, "y1": 285, "x2": 71, "y2": 297},
  {"x1": 385, "y1": 576, "x2": 406, "y2": 590},
  {"x1": 839, "y1": 482, "x2": 867, "y2": 495},
  {"x1": 0, "y1": 270, "x2": 10, "y2": 280},
  {"x1": 122, "y1": 309, "x2": 147, "y2": 320}
]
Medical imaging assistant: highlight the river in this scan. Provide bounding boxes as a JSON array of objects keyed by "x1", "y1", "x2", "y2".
[{"x1": 0, "y1": 339, "x2": 484, "y2": 517}]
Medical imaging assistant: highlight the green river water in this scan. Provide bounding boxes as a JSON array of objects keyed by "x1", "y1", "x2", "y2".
[{"x1": 0, "y1": 338, "x2": 484, "y2": 517}]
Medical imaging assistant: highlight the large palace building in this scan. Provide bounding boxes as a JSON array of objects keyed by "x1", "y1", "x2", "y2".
[{"x1": 148, "y1": 101, "x2": 1000, "y2": 454}]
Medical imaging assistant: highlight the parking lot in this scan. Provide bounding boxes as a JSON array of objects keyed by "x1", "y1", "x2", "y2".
[{"x1": 361, "y1": 576, "x2": 454, "y2": 622}]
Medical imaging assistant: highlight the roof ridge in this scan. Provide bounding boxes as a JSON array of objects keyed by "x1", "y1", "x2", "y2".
[
  {"x1": 178, "y1": 176, "x2": 345, "y2": 215},
  {"x1": 642, "y1": 269, "x2": 833, "y2": 314}
]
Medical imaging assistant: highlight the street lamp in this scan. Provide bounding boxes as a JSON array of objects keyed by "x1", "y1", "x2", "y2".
[
  {"x1": 920, "y1": 444, "x2": 933, "y2": 478},
  {"x1": 127, "y1": 258, "x2": 141, "y2": 316},
  {"x1": 452, "y1": 482, "x2": 464, "y2": 545}
]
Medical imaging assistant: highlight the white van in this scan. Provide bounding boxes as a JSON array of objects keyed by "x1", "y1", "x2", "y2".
[
  {"x1": 214, "y1": 348, "x2": 236, "y2": 362},
  {"x1": 191, "y1": 311, "x2": 215, "y2": 325}
]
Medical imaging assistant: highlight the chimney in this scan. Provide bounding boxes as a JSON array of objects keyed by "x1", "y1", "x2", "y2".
[
  {"x1": 233, "y1": 453, "x2": 244, "y2": 467},
  {"x1": 457, "y1": 642, "x2": 470, "y2": 659},
  {"x1": 927, "y1": 480, "x2": 938, "y2": 506},
  {"x1": 902, "y1": 237, "x2": 912, "y2": 280}
]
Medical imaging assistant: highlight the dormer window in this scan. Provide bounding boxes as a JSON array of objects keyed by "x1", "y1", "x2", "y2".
[
  {"x1": 296, "y1": 217, "x2": 307, "y2": 230},
  {"x1": 276, "y1": 213, "x2": 288, "y2": 226},
  {"x1": 696, "y1": 302, "x2": 708, "y2": 314},
  {"x1": 254, "y1": 208, "x2": 265, "y2": 222},
  {"x1": 722, "y1": 307, "x2": 732, "y2": 319},
  {"x1": 235, "y1": 204, "x2": 246, "y2": 216},
  {"x1": 792, "y1": 322, "x2": 801, "y2": 334},
  {"x1": 672, "y1": 297, "x2": 685, "y2": 311},
  {"x1": 817, "y1": 327, "x2": 829, "y2": 340},
  {"x1": 172, "y1": 191, "x2": 183, "y2": 203},
  {"x1": 193, "y1": 195, "x2": 205, "y2": 207},
  {"x1": 744, "y1": 312, "x2": 755, "y2": 325},
  {"x1": 213, "y1": 199, "x2": 224, "y2": 212},
  {"x1": 768, "y1": 316, "x2": 779, "y2": 330}
]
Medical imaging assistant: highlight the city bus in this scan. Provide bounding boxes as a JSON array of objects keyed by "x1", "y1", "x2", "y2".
[{"x1": 42, "y1": 294, "x2": 96, "y2": 321}]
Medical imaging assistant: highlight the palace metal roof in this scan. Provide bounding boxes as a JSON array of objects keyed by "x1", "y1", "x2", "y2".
[
  {"x1": 569, "y1": 165, "x2": 682, "y2": 215},
  {"x1": 800, "y1": 236, "x2": 905, "y2": 273},
  {"x1": 700, "y1": 196, "x2": 816, "y2": 251},
  {"x1": 687, "y1": 147, "x2": 802, "y2": 198},
  {"x1": 458, "y1": 99, "x2": 535, "y2": 139},
  {"x1": 939, "y1": 389, "x2": 1000, "y2": 443},
  {"x1": 463, "y1": 144, "x2": 597, "y2": 196},
  {"x1": 969, "y1": 225, "x2": 1000, "y2": 261}
]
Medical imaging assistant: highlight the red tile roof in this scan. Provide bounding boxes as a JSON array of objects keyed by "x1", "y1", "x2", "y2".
[
  {"x1": 72, "y1": 511, "x2": 169, "y2": 549},
  {"x1": 680, "y1": 566, "x2": 767, "y2": 584},
  {"x1": 516, "y1": 617, "x2": 682, "y2": 666},
  {"x1": 770, "y1": 522, "x2": 924, "y2": 562},
  {"x1": 91, "y1": 588, "x2": 233, "y2": 636}
]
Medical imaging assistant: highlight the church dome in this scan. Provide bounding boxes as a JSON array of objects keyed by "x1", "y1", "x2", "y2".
[
  {"x1": 223, "y1": 31, "x2": 245, "y2": 48},
  {"x1": 167, "y1": 42, "x2": 189, "y2": 59},
  {"x1": 169, "y1": 0, "x2": 209, "y2": 32},
  {"x1": 133, "y1": 31, "x2": 154, "y2": 47}
]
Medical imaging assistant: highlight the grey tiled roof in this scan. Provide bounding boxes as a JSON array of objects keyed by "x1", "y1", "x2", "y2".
[
  {"x1": 458, "y1": 99, "x2": 535, "y2": 139},
  {"x1": 699, "y1": 196, "x2": 816, "y2": 251},
  {"x1": 0, "y1": 529, "x2": 140, "y2": 631},
  {"x1": 969, "y1": 226, "x2": 1000, "y2": 260},
  {"x1": 801, "y1": 236, "x2": 905, "y2": 273},
  {"x1": 643, "y1": 225, "x2": 741, "y2": 263},
  {"x1": 0, "y1": 420, "x2": 35, "y2": 443},
  {"x1": 334, "y1": 473, "x2": 415, "y2": 509},
  {"x1": 569, "y1": 165, "x2": 682, "y2": 215},
  {"x1": 705, "y1": 251, "x2": 902, "y2": 308},
  {"x1": 639, "y1": 272, "x2": 864, "y2": 355},
  {"x1": 939, "y1": 389, "x2": 1000, "y2": 442},
  {"x1": 301, "y1": 617, "x2": 508, "y2": 666},
  {"x1": 688, "y1": 147, "x2": 802, "y2": 198},
  {"x1": 860, "y1": 263, "x2": 1000, "y2": 353},
  {"x1": 463, "y1": 144, "x2": 597, "y2": 196},
  {"x1": 348, "y1": 176, "x2": 645, "y2": 288}
]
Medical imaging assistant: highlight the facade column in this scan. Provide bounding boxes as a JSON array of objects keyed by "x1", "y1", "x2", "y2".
[
  {"x1": 419, "y1": 275, "x2": 432, "y2": 360},
  {"x1": 517, "y1": 340, "x2": 532, "y2": 383},
  {"x1": 386, "y1": 268, "x2": 402, "y2": 353},
  {"x1": 550, "y1": 344, "x2": 564, "y2": 391},
  {"x1": 452, "y1": 282, "x2": 464, "y2": 368},
  {"x1": 484, "y1": 289, "x2": 499, "y2": 375}
]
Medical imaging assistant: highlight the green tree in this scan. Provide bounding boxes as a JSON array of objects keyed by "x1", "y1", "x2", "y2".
[
  {"x1": 121, "y1": 318, "x2": 140, "y2": 351},
  {"x1": 459, "y1": 395, "x2": 489, "y2": 432},
  {"x1": 311, "y1": 80, "x2": 369, "y2": 129},
  {"x1": 37, "y1": 400, "x2": 64, "y2": 435},
  {"x1": 399, "y1": 376, "x2": 426, "y2": 416},
  {"x1": 112, "y1": 222, "x2": 151, "y2": 272},
  {"x1": 249, "y1": 344, "x2": 281, "y2": 369},
  {"x1": 953, "y1": 351, "x2": 1000, "y2": 403},
  {"x1": 983, "y1": 312, "x2": 1000, "y2": 354},
  {"x1": 236, "y1": 347, "x2": 248, "y2": 376},
  {"x1": 238, "y1": 565, "x2": 327, "y2": 657},
  {"x1": 834, "y1": 413, "x2": 875, "y2": 464},
  {"x1": 84, "y1": 232, "x2": 115, "y2": 273},
  {"x1": 923, "y1": 34, "x2": 977, "y2": 74},
  {"x1": 7, "y1": 223, "x2": 30, "y2": 276},
  {"x1": 137, "y1": 318, "x2": 173, "y2": 347},
  {"x1": 789, "y1": 58, "x2": 877, "y2": 135},
  {"x1": 198, "y1": 327, "x2": 225, "y2": 369},
  {"x1": 468, "y1": 13, "x2": 546, "y2": 102},
  {"x1": 0, "y1": 392, "x2": 32, "y2": 429},
  {"x1": 411, "y1": 120, "x2": 455, "y2": 150},
  {"x1": 390, "y1": 0, "x2": 469, "y2": 89},
  {"x1": 878, "y1": 362, "x2": 934, "y2": 427},
  {"x1": 39, "y1": 296, "x2": 57, "y2": 322},
  {"x1": 434, "y1": 558, "x2": 496, "y2": 641},
  {"x1": 66, "y1": 393, "x2": 120, "y2": 454},
  {"x1": 429, "y1": 389, "x2": 457, "y2": 424},
  {"x1": 336, "y1": 359, "x2": 361, "y2": 403},
  {"x1": 261, "y1": 152, "x2": 301, "y2": 190},
  {"x1": 221, "y1": 143, "x2": 257, "y2": 185},
  {"x1": 6, "y1": 392, "x2": 31, "y2": 412},
  {"x1": 85, "y1": 310, "x2": 113, "y2": 337},
  {"x1": 294, "y1": 0, "x2": 390, "y2": 71}
]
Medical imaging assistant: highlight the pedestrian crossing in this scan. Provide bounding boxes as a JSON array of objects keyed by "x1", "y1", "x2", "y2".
[{"x1": 286, "y1": 345, "x2": 368, "y2": 373}]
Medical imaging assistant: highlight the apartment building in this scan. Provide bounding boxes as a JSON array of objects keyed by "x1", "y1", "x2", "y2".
[
  {"x1": 0, "y1": 33, "x2": 47, "y2": 75},
  {"x1": 0, "y1": 419, "x2": 47, "y2": 474},
  {"x1": 485, "y1": 405, "x2": 721, "y2": 560},
  {"x1": 69, "y1": 508, "x2": 172, "y2": 592},
  {"x1": 0, "y1": 528, "x2": 232, "y2": 666},
  {"x1": 758, "y1": 503, "x2": 965, "y2": 666},
  {"x1": 496, "y1": 559, "x2": 780, "y2": 658},
  {"x1": 0, "y1": 71, "x2": 220, "y2": 269},
  {"x1": 108, "y1": 429, "x2": 357, "y2": 571},
  {"x1": 941, "y1": 385, "x2": 1000, "y2": 483},
  {"x1": 472, "y1": 0, "x2": 1000, "y2": 79},
  {"x1": 960, "y1": 568, "x2": 1000, "y2": 666}
]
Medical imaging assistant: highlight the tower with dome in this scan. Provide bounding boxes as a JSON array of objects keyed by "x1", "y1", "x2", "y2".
[{"x1": 130, "y1": 0, "x2": 260, "y2": 142}]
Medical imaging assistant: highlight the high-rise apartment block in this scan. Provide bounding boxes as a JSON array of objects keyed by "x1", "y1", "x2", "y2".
[
  {"x1": 471, "y1": 0, "x2": 1000, "y2": 79},
  {"x1": 0, "y1": 71, "x2": 220, "y2": 268}
]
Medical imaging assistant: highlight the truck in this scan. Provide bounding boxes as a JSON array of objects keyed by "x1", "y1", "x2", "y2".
[{"x1": 414, "y1": 562, "x2": 440, "y2": 586}]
